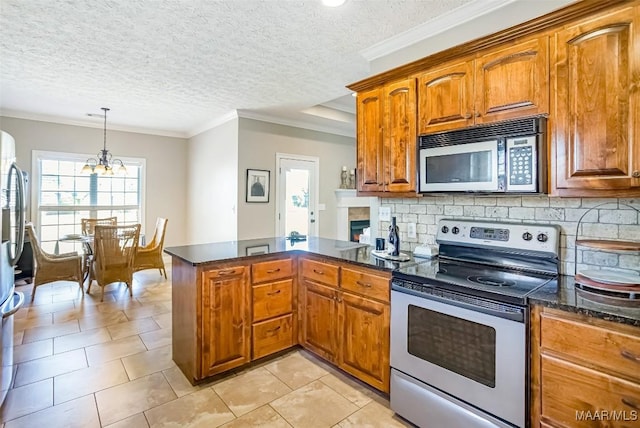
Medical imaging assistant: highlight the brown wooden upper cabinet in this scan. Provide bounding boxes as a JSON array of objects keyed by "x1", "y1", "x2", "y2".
[
  {"x1": 550, "y1": 5, "x2": 640, "y2": 197},
  {"x1": 418, "y1": 36, "x2": 549, "y2": 134},
  {"x1": 356, "y1": 78, "x2": 416, "y2": 194}
]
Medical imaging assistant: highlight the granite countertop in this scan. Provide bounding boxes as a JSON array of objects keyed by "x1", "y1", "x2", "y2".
[
  {"x1": 164, "y1": 237, "x2": 421, "y2": 272},
  {"x1": 528, "y1": 275, "x2": 640, "y2": 327}
]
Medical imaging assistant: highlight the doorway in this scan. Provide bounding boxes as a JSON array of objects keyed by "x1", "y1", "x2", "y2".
[{"x1": 275, "y1": 154, "x2": 319, "y2": 238}]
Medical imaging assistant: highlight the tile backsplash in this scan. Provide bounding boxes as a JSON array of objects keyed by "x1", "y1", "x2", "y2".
[{"x1": 378, "y1": 196, "x2": 640, "y2": 276}]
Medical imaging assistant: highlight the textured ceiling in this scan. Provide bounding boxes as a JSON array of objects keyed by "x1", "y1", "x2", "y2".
[{"x1": 0, "y1": 0, "x2": 567, "y2": 137}]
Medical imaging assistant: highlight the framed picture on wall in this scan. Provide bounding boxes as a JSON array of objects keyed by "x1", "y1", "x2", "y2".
[
  {"x1": 246, "y1": 244, "x2": 270, "y2": 256},
  {"x1": 246, "y1": 169, "x2": 270, "y2": 203}
]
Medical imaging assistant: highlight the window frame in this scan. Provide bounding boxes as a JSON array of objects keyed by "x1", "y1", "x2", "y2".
[{"x1": 31, "y1": 150, "x2": 146, "y2": 249}]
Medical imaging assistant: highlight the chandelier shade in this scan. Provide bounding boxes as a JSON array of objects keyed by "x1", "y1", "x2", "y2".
[{"x1": 82, "y1": 107, "x2": 127, "y2": 176}]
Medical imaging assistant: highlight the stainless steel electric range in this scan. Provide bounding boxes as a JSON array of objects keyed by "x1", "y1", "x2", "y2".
[{"x1": 390, "y1": 219, "x2": 560, "y2": 428}]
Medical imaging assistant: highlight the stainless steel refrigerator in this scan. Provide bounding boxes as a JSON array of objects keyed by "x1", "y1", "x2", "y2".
[{"x1": 0, "y1": 130, "x2": 26, "y2": 406}]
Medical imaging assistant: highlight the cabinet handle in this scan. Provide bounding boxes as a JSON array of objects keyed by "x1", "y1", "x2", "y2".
[
  {"x1": 632, "y1": 171, "x2": 640, "y2": 178},
  {"x1": 267, "y1": 289, "x2": 281, "y2": 296},
  {"x1": 464, "y1": 112, "x2": 472, "y2": 119},
  {"x1": 622, "y1": 397, "x2": 640, "y2": 410},
  {"x1": 356, "y1": 281, "x2": 372, "y2": 288},
  {"x1": 621, "y1": 349, "x2": 640, "y2": 363},
  {"x1": 266, "y1": 268, "x2": 281, "y2": 274},
  {"x1": 267, "y1": 326, "x2": 281, "y2": 334},
  {"x1": 218, "y1": 269, "x2": 236, "y2": 276},
  {"x1": 313, "y1": 269, "x2": 324, "y2": 275}
]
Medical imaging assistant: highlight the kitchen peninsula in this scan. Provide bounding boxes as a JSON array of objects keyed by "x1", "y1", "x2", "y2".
[{"x1": 164, "y1": 237, "x2": 415, "y2": 392}]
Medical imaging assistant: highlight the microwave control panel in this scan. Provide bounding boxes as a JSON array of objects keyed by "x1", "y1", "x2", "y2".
[{"x1": 506, "y1": 136, "x2": 537, "y2": 192}]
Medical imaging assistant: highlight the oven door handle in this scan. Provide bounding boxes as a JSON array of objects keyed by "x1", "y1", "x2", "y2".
[{"x1": 391, "y1": 285, "x2": 524, "y2": 323}]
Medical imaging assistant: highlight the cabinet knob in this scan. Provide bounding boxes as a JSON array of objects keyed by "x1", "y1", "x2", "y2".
[
  {"x1": 632, "y1": 171, "x2": 640, "y2": 178},
  {"x1": 464, "y1": 112, "x2": 472, "y2": 119},
  {"x1": 475, "y1": 112, "x2": 482, "y2": 118}
]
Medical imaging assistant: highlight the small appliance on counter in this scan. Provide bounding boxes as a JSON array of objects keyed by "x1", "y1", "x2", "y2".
[{"x1": 413, "y1": 244, "x2": 438, "y2": 259}]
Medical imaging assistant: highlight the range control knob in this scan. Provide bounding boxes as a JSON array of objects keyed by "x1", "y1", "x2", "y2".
[
  {"x1": 537, "y1": 233, "x2": 548, "y2": 243},
  {"x1": 441, "y1": 226, "x2": 449, "y2": 234},
  {"x1": 522, "y1": 232, "x2": 533, "y2": 241},
  {"x1": 452, "y1": 226, "x2": 460, "y2": 235}
]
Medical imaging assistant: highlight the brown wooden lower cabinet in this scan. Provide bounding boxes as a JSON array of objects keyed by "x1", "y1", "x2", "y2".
[
  {"x1": 531, "y1": 306, "x2": 640, "y2": 428},
  {"x1": 299, "y1": 278, "x2": 339, "y2": 362},
  {"x1": 299, "y1": 258, "x2": 391, "y2": 393},
  {"x1": 171, "y1": 253, "x2": 391, "y2": 393},
  {"x1": 339, "y1": 290, "x2": 390, "y2": 392},
  {"x1": 201, "y1": 265, "x2": 250, "y2": 378}
]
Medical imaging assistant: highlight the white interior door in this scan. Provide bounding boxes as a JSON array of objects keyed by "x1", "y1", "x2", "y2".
[{"x1": 276, "y1": 154, "x2": 319, "y2": 238}]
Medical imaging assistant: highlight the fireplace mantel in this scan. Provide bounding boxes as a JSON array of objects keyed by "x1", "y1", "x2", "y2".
[{"x1": 334, "y1": 189, "x2": 378, "y2": 243}]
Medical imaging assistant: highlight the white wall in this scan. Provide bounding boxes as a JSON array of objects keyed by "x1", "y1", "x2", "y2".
[
  {"x1": 0, "y1": 116, "x2": 189, "y2": 246},
  {"x1": 187, "y1": 118, "x2": 239, "y2": 244},
  {"x1": 237, "y1": 118, "x2": 355, "y2": 240}
]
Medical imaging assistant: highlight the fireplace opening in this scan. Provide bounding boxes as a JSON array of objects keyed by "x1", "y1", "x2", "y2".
[{"x1": 350, "y1": 219, "x2": 370, "y2": 242}]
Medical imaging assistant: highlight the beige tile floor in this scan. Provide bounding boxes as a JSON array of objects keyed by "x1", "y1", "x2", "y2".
[{"x1": 2, "y1": 264, "x2": 414, "y2": 428}]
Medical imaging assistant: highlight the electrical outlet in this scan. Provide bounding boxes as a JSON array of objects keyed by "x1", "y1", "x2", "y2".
[
  {"x1": 379, "y1": 207, "x2": 391, "y2": 222},
  {"x1": 407, "y1": 222, "x2": 417, "y2": 239}
]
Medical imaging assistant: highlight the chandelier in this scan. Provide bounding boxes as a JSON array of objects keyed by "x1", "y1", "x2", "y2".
[{"x1": 81, "y1": 107, "x2": 127, "y2": 176}]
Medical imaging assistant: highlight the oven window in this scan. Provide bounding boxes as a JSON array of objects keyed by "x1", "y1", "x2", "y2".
[
  {"x1": 407, "y1": 305, "x2": 496, "y2": 388},
  {"x1": 426, "y1": 151, "x2": 493, "y2": 184}
]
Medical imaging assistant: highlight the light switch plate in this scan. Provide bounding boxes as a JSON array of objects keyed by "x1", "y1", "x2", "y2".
[
  {"x1": 379, "y1": 207, "x2": 391, "y2": 222},
  {"x1": 407, "y1": 223, "x2": 417, "y2": 239}
]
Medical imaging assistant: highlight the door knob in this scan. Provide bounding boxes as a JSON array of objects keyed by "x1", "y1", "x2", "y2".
[{"x1": 632, "y1": 171, "x2": 640, "y2": 178}]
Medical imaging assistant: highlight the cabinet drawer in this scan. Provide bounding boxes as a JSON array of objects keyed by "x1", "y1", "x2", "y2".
[
  {"x1": 205, "y1": 265, "x2": 246, "y2": 279},
  {"x1": 251, "y1": 258, "x2": 293, "y2": 284},
  {"x1": 541, "y1": 312, "x2": 640, "y2": 382},
  {"x1": 300, "y1": 259, "x2": 339, "y2": 287},
  {"x1": 252, "y1": 314, "x2": 294, "y2": 360},
  {"x1": 541, "y1": 355, "x2": 640, "y2": 428},
  {"x1": 252, "y1": 279, "x2": 293, "y2": 322},
  {"x1": 340, "y1": 267, "x2": 390, "y2": 302}
]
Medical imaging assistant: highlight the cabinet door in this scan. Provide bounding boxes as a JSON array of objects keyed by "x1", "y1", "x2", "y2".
[
  {"x1": 540, "y1": 355, "x2": 640, "y2": 428},
  {"x1": 418, "y1": 59, "x2": 474, "y2": 134},
  {"x1": 475, "y1": 36, "x2": 549, "y2": 124},
  {"x1": 338, "y1": 291, "x2": 390, "y2": 393},
  {"x1": 201, "y1": 270, "x2": 249, "y2": 376},
  {"x1": 552, "y1": 6, "x2": 640, "y2": 195},
  {"x1": 356, "y1": 87, "x2": 384, "y2": 192},
  {"x1": 300, "y1": 279, "x2": 338, "y2": 362},
  {"x1": 384, "y1": 78, "x2": 417, "y2": 192}
]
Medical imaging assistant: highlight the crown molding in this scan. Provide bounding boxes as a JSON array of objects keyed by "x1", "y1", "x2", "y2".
[
  {"x1": 236, "y1": 110, "x2": 355, "y2": 138},
  {"x1": 360, "y1": 0, "x2": 517, "y2": 62},
  {"x1": 0, "y1": 109, "x2": 188, "y2": 138},
  {"x1": 187, "y1": 110, "x2": 239, "y2": 138},
  {"x1": 348, "y1": 0, "x2": 626, "y2": 91}
]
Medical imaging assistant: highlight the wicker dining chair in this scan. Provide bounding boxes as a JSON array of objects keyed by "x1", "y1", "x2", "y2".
[
  {"x1": 80, "y1": 216, "x2": 117, "y2": 282},
  {"x1": 25, "y1": 223, "x2": 84, "y2": 302},
  {"x1": 89, "y1": 224, "x2": 141, "y2": 302},
  {"x1": 81, "y1": 216, "x2": 117, "y2": 235},
  {"x1": 134, "y1": 217, "x2": 168, "y2": 278}
]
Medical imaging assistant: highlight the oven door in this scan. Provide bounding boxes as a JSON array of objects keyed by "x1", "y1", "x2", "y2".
[
  {"x1": 419, "y1": 140, "x2": 501, "y2": 192},
  {"x1": 390, "y1": 289, "x2": 525, "y2": 427}
]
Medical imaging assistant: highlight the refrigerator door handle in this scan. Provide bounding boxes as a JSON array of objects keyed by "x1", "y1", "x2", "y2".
[
  {"x1": 1, "y1": 291, "x2": 24, "y2": 318},
  {"x1": 8, "y1": 163, "x2": 26, "y2": 265}
]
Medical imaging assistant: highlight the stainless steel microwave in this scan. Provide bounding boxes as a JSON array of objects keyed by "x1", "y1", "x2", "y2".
[{"x1": 418, "y1": 117, "x2": 547, "y2": 194}]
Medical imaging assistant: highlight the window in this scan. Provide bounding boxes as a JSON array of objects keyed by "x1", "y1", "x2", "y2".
[{"x1": 32, "y1": 151, "x2": 145, "y2": 253}]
